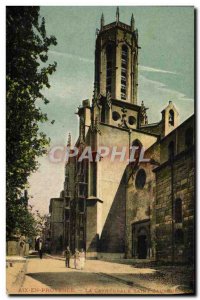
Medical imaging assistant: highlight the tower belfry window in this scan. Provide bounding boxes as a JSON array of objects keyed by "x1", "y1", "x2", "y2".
[
  {"x1": 121, "y1": 45, "x2": 128, "y2": 100},
  {"x1": 169, "y1": 109, "x2": 174, "y2": 126},
  {"x1": 106, "y1": 44, "x2": 114, "y2": 94}
]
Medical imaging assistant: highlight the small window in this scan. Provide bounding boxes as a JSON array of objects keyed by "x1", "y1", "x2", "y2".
[
  {"x1": 174, "y1": 198, "x2": 182, "y2": 223},
  {"x1": 128, "y1": 116, "x2": 136, "y2": 125},
  {"x1": 185, "y1": 127, "x2": 193, "y2": 149},
  {"x1": 79, "y1": 200, "x2": 84, "y2": 213},
  {"x1": 65, "y1": 210, "x2": 70, "y2": 221},
  {"x1": 107, "y1": 61, "x2": 112, "y2": 69},
  {"x1": 107, "y1": 70, "x2": 112, "y2": 77},
  {"x1": 79, "y1": 214, "x2": 84, "y2": 226},
  {"x1": 132, "y1": 139, "x2": 142, "y2": 147},
  {"x1": 79, "y1": 230, "x2": 84, "y2": 240},
  {"x1": 101, "y1": 104, "x2": 106, "y2": 123},
  {"x1": 106, "y1": 78, "x2": 111, "y2": 85},
  {"x1": 169, "y1": 109, "x2": 174, "y2": 126},
  {"x1": 168, "y1": 141, "x2": 175, "y2": 160},
  {"x1": 132, "y1": 139, "x2": 142, "y2": 162},
  {"x1": 79, "y1": 183, "x2": 85, "y2": 197},
  {"x1": 175, "y1": 229, "x2": 184, "y2": 244},
  {"x1": 135, "y1": 169, "x2": 146, "y2": 189},
  {"x1": 112, "y1": 111, "x2": 120, "y2": 121},
  {"x1": 65, "y1": 198, "x2": 70, "y2": 207}
]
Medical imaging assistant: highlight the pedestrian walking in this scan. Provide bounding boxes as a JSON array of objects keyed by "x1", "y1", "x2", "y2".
[
  {"x1": 64, "y1": 246, "x2": 71, "y2": 268},
  {"x1": 79, "y1": 248, "x2": 86, "y2": 270},
  {"x1": 74, "y1": 248, "x2": 80, "y2": 269},
  {"x1": 38, "y1": 239, "x2": 43, "y2": 259}
]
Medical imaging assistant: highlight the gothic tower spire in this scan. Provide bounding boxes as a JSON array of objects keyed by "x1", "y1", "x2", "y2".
[
  {"x1": 131, "y1": 13, "x2": 135, "y2": 31},
  {"x1": 116, "y1": 7, "x2": 119, "y2": 23},
  {"x1": 101, "y1": 13, "x2": 104, "y2": 30}
]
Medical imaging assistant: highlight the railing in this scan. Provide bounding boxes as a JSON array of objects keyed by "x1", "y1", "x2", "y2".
[
  {"x1": 102, "y1": 22, "x2": 116, "y2": 31},
  {"x1": 118, "y1": 21, "x2": 131, "y2": 31},
  {"x1": 102, "y1": 21, "x2": 131, "y2": 32}
]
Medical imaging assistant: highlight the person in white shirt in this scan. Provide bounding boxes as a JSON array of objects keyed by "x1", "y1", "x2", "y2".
[{"x1": 79, "y1": 248, "x2": 85, "y2": 270}]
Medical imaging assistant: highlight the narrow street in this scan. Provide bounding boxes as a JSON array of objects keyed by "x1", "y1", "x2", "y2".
[{"x1": 14, "y1": 256, "x2": 193, "y2": 295}]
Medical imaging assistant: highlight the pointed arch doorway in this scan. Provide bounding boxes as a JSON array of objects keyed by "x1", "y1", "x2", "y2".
[
  {"x1": 137, "y1": 229, "x2": 148, "y2": 259},
  {"x1": 132, "y1": 219, "x2": 150, "y2": 259}
]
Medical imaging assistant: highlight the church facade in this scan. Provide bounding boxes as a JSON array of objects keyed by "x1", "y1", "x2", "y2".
[{"x1": 49, "y1": 10, "x2": 194, "y2": 263}]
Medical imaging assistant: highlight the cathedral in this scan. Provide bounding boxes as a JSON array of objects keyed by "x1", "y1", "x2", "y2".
[{"x1": 49, "y1": 9, "x2": 194, "y2": 263}]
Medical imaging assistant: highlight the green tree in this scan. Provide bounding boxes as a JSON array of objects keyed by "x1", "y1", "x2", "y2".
[{"x1": 6, "y1": 6, "x2": 57, "y2": 237}]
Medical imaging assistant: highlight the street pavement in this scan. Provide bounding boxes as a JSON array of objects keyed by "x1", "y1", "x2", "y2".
[{"x1": 12, "y1": 256, "x2": 193, "y2": 295}]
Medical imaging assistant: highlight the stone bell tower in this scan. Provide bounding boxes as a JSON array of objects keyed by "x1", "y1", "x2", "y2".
[{"x1": 94, "y1": 7, "x2": 139, "y2": 104}]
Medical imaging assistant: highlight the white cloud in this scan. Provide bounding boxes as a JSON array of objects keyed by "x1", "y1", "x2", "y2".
[
  {"x1": 138, "y1": 74, "x2": 194, "y2": 123},
  {"x1": 139, "y1": 65, "x2": 178, "y2": 75},
  {"x1": 49, "y1": 50, "x2": 93, "y2": 64},
  {"x1": 50, "y1": 50, "x2": 178, "y2": 75}
]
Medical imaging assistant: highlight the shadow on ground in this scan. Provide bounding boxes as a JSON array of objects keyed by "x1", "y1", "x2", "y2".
[
  {"x1": 95, "y1": 259, "x2": 194, "y2": 293},
  {"x1": 25, "y1": 270, "x2": 194, "y2": 295},
  {"x1": 26, "y1": 271, "x2": 157, "y2": 294}
]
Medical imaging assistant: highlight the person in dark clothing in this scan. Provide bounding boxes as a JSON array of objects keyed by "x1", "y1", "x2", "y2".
[
  {"x1": 38, "y1": 239, "x2": 43, "y2": 259},
  {"x1": 64, "y1": 246, "x2": 71, "y2": 268}
]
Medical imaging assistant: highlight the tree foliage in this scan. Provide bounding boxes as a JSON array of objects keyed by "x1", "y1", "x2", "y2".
[{"x1": 6, "y1": 6, "x2": 57, "y2": 236}]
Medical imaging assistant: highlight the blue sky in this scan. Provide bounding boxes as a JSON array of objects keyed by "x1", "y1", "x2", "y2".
[{"x1": 28, "y1": 6, "x2": 194, "y2": 213}]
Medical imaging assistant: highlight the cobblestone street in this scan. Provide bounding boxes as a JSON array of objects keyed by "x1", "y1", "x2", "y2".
[{"x1": 7, "y1": 256, "x2": 194, "y2": 295}]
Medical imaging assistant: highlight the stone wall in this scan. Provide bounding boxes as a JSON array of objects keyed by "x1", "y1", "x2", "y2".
[
  {"x1": 49, "y1": 198, "x2": 64, "y2": 253},
  {"x1": 155, "y1": 148, "x2": 194, "y2": 263},
  {"x1": 155, "y1": 115, "x2": 194, "y2": 263}
]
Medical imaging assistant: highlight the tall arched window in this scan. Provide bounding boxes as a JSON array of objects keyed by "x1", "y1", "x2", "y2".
[
  {"x1": 131, "y1": 139, "x2": 142, "y2": 164},
  {"x1": 185, "y1": 127, "x2": 193, "y2": 149},
  {"x1": 169, "y1": 109, "x2": 174, "y2": 126},
  {"x1": 121, "y1": 45, "x2": 128, "y2": 100},
  {"x1": 135, "y1": 169, "x2": 146, "y2": 189},
  {"x1": 106, "y1": 44, "x2": 114, "y2": 94},
  {"x1": 132, "y1": 139, "x2": 142, "y2": 149},
  {"x1": 174, "y1": 198, "x2": 182, "y2": 223},
  {"x1": 101, "y1": 103, "x2": 106, "y2": 123},
  {"x1": 168, "y1": 140, "x2": 175, "y2": 160}
]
